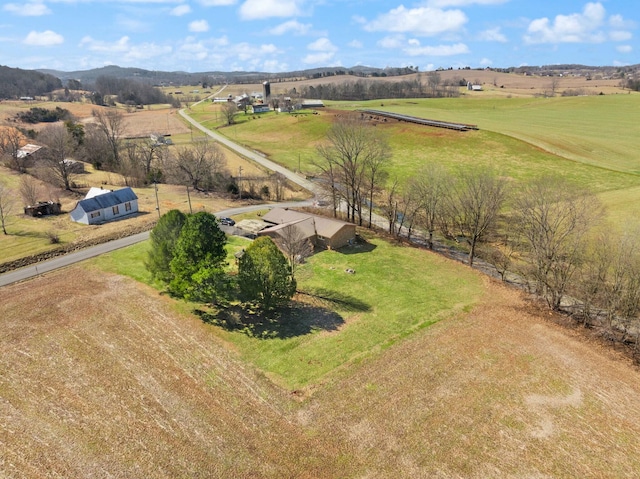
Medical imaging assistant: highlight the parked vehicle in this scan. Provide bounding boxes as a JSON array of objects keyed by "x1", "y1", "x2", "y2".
[{"x1": 219, "y1": 217, "x2": 235, "y2": 226}]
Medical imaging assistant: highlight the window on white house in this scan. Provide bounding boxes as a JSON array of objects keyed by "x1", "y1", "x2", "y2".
[
  {"x1": 112, "y1": 205, "x2": 119, "y2": 215},
  {"x1": 125, "y1": 202, "x2": 131, "y2": 211},
  {"x1": 90, "y1": 211, "x2": 100, "y2": 218}
]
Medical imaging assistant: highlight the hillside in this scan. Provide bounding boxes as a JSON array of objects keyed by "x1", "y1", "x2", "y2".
[{"x1": 36, "y1": 63, "x2": 638, "y2": 90}]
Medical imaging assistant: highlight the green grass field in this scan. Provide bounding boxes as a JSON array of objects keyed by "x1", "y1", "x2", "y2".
[
  {"x1": 93, "y1": 231, "x2": 483, "y2": 390},
  {"x1": 351, "y1": 95, "x2": 640, "y2": 174},
  {"x1": 188, "y1": 94, "x2": 640, "y2": 230}
]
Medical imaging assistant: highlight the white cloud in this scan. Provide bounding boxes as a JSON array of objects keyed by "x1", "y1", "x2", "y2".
[
  {"x1": 197, "y1": 0, "x2": 237, "y2": 6},
  {"x1": 427, "y1": 0, "x2": 508, "y2": 6},
  {"x1": 302, "y1": 37, "x2": 337, "y2": 65},
  {"x1": 524, "y1": 2, "x2": 609, "y2": 44},
  {"x1": 479, "y1": 57, "x2": 493, "y2": 66},
  {"x1": 404, "y1": 42, "x2": 469, "y2": 56},
  {"x1": 610, "y1": 31, "x2": 632, "y2": 42},
  {"x1": 363, "y1": 6, "x2": 467, "y2": 36},
  {"x1": 302, "y1": 52, "x2": 335, "y2": 64},
  {"x1": 617, "y1": 45, "x2": 632, "y2": 53},
  {"x1": 79, "y1": 36, "x2": 130, "y2": 53},
  {"x1": 239, "y1": 0, "x2": 303, "y2": 20},
  {"x1": 170, "y1": 5, "x2": 191, "y2": 16},
  {"x1": 189, "y1": 20, "x2": 210, "y2": 32},
  {"x1": 4, "y1": 2, "x2": 50, "y2": 16},
  {"x1": 269, "y1": 20, "x2": 311, "y2": 35},
  {"x1": 377, "y1": 35, "x2": 405, "y2": 49},
  {"x1": 609, "y1": 14, "x2": 635, "y2": 30},
  {"x1": 262, "y1": 59, "x2": 288, "y2": 72},
  {"x1": 174, "y1": 36, "x2": 283, "y2": 69},
  {"x1": 307, "y1": 37, "x2": 337, "y2": 52},
  {"x1": 478, "y1": 27, "x2": 507, "y2": 42},
  {"x1": 348, "y1": 40, "x2": 363, "y2": 48},
  {"x1": 24, "y1": 30, "x2": 63, "y2": 46},
  {"x1": 122, "y1": 43, "x2": 173, "y2": 62}
]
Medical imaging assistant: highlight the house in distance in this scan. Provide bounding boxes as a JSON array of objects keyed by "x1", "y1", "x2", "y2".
[{"x1": 70, "y1": 187, "x2": 138, "y2": 225}]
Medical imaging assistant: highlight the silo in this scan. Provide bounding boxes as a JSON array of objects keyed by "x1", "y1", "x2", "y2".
[{"x1": 263, "y1": 81, "x2": 271, "y2": 100}]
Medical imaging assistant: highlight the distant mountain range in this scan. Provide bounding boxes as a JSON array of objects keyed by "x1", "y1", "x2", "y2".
[
  {"x1": 34, "y1": 63, "x2": 637, "y2": 87},
  {"x1": 35, "y1": 64, "x2": 413, "y2": 87}
]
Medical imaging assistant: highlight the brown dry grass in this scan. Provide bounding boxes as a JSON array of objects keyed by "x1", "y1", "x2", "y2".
[
  {"x1": 3, "y1": 266, "x2": 640, "y2": 477},
  {"x1": 220, "y1": 70, "x2": 623, "y2": 99}
]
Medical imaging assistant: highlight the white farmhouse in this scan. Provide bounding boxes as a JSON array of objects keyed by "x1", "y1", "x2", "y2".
[{"x1": 70, "y1": 187, "x2": 138, "y2": 225}]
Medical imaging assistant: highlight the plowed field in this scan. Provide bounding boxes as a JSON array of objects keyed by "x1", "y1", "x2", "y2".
[{"x1": 2, "y1": 265, "x2": 640, "y2": 478}]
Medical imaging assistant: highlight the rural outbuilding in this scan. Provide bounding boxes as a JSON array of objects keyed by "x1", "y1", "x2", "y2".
[{"x1": 69, "y1": 187, "x2": 138, "y2": 225}]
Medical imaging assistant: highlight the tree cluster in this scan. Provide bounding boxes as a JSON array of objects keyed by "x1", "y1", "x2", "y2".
[
  {"x1": 315, "y1": 115, "x2": 391, "y2": 226},
  {"x1": 295, "y1": 74, "x2": 460, "y2": 101},
  {"x1": 15, "y1": 107, "x2": 73, "y2": 124},
  {"x1": 93, "y1": 75, "x2": 180, "y2": 107},
  {"x1": 355, "y1": 150, "x2": 640, "y2": 353},
  {"x1": 147, "y1": 211, "x2": 295, "y2": 314},
  {"x1": 0, "y1": 65, "x2": 62, "y2": 99}
]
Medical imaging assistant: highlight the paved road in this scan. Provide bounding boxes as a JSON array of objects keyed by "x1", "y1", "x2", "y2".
[
  {"x1": 0, "y1": 200, "x2": 314, "y2": 288},
  {"x1": 178, "y1": 108, "x2": 319, "y2": 194}
]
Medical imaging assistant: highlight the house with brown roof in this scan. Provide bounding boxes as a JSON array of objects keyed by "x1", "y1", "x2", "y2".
[{"x1": 259, "y1": 207, "x2": 356, "y2": 250}]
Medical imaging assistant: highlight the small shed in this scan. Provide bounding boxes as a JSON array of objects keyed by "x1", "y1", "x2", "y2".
[
  {"x1": 70, "y1": 187, "x2": 138, "y2": 225},
  {"x1": 24, "y1": 201, "x2": 62, "y2": 217},
  {"x1": 252, "y1": 104, "x2": 270, "y2": 113}
]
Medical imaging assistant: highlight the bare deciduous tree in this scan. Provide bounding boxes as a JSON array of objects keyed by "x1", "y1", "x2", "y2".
[
  {"x1": 221, "y1": 102, "x2": 238, "y2": 126},
  {"x1": 274, "y1": 224, "x2": 314, "y2": 280},
  {"x1": 413, "y1": 164, "x2": 450, "y2": 249},
  {"x1": 0, "y1": 127, "x2": 28, "y2": 173},
  {"x1": 0, "y1": 180, "x2": 15, "y2": 235},
  {"x1": 92, "y1": 108, "x2": 125, "y2": 170},
  {"x1": 316, "y1": 115, "x2": 390, "y2": 225},
  {"x1": 514, "y1": 176, "x2": 602, "y2": 310},
  {"x1": 37, "y1": 124, "x2": 78, "y2": 190},
  {"x1": 167, "y1": 138, "x2": 227, "y2": 192},
  {"x1": 78, "y1": 123, "x2": 113, "y2": 169},
  {"x1": 19, "y1": 175, "x2": 42, "y2": 206},
  {"x1": 445, "y1": 167, "x2": 508, "y2": 266}
]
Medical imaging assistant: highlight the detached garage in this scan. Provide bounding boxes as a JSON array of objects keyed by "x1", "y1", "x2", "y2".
[{"x1": 70, "y1": 187, "x2": 138, "y2": 225}]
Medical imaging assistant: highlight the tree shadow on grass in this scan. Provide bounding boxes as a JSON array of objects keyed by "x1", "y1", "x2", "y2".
[
  {"x1": 194, "y1": 289, "x2": 370, "y2": 339},
  {"x1": 337, "y1": 236, "x2": 377, "y2": 255}
]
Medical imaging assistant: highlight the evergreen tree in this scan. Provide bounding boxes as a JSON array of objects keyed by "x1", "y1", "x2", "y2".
[
  {"x1": 238, "y1": 237, "x2": 296, "y2": 313},
  {"x1": 169, "y1": 212, "x2": 228, "y2": 302},
  {"x1": 146, "y1": 209, "x2": 187, "y2": 283}
]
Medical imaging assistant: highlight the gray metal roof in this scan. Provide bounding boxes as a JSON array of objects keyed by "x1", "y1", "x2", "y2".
[{"x1": 76, "y1": 187, "x2": 138, "y2": 213}]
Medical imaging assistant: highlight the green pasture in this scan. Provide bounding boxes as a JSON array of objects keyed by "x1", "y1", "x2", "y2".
[
  {"x1": 94, "y1": 232, "x2": 483, "y2": 390},
  {"x1": 347, "y1": 94, "x2": 640, "y2": 175},
  {"x1": 186, "y1": 94, "x2": 640, "y2": 230}
]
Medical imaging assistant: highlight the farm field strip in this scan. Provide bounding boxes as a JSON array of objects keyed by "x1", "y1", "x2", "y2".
[{"x1": 4, "y1": 249, "x2": 640, "y2": 476}]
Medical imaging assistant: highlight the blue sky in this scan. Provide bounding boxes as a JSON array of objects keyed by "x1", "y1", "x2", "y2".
[{"x1": 0, "y1": 0, "x2": 636, "y2": 73}]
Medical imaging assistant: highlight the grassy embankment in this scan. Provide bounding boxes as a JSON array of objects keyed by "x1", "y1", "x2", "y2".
[{"x1": 92, "y1": 231, "x2": 483, "y2": 391}]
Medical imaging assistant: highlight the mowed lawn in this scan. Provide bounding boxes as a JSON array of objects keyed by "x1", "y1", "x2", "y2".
[{"x1": 94, "y1": 232, "x2": 484, "y2": 390}]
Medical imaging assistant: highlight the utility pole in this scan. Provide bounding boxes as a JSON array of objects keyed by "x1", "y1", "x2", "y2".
[
  {"x1": 154, "y1": 180, "x2": 160, "y2": 218},
  {"x1": 238, "y1": 166, "x2": 242, "y2": 200},
  {"x1": 186, "y1": 186, "x2": 193, "y2": 214}
]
